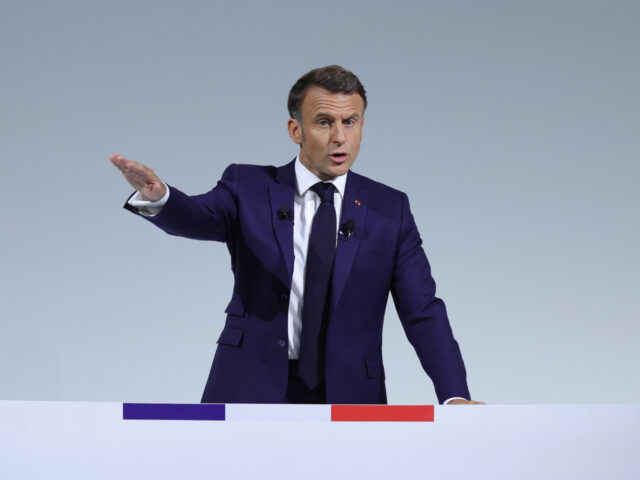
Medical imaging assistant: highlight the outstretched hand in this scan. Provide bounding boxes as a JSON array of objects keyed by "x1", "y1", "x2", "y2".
[{"x1": 110, "y1": 152, "x2": 167, "y2": 202}]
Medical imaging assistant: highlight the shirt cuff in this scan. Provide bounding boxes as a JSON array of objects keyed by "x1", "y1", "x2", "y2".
[
  {"x1": 127, "y1": 183, "x2": 170, "y2": 216},
  {"x1": 443, "y1": 397, "x2": 468, "y2": 405}
]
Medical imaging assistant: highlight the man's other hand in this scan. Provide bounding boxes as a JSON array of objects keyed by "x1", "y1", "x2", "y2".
[
  {"x1": 447, "y1": 399, "x2": 485, "y2": 405},
  {"x1": 110, "y1": 153, "x2": 166, "y2": 202}
]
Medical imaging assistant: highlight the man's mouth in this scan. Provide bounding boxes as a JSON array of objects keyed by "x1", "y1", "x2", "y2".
[{"x1": 330, "y1": 152, "x2": 348, "y2": 163}]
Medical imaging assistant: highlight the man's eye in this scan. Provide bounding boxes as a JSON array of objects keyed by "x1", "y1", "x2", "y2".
[
  {"x1": 344, "y1": 119, "x2": 355, "y2": 126},
  {"x1": 318, "y1": 120, "x2": 330, "y2": 126}
]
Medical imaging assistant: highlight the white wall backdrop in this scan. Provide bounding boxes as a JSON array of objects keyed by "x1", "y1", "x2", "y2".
[{"x1": 1, "y1": 0, "x2": 638, "y2": 404}]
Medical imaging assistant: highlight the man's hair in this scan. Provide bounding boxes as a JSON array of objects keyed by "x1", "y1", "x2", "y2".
[{"x1": 287, "y1": 65, "x2": 367, "y2": 122}]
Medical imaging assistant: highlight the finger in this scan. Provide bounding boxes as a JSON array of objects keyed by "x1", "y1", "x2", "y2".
[
  {"x1": 119, "y1": 158, "x2": 142, "y2": 174},
  {"x1": 115, "y1": 160, "x2": 145, "y2": 187},
  {"x1": 125, "y1": 165, "x2": 160, "y2": 190},
  {"x1": 125, "y1": 170, "x2": 152, "y2": 186},
  {"x1": 123, "y1": 161, "x2": 151, "y2": 179},
  {"x1": 109, "y1": 153, "x2": 123, "y2": 169},
  {"x1": 113, "y1": 153, "x2": 137, "y2": 168},
  {"x1": 122, "y1": 163, "x2": 149, "y2": 180},
  {"x1": 447, "y1": 399, "x2": 485, "y2": 405},
  {"x1": 110, "y1": 153, "x2": 130, "y2": 172}
]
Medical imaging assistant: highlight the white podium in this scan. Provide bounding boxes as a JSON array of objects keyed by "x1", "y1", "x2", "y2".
[{"x1": 1, "y1": 401, "x2": 638, "y2": 479}]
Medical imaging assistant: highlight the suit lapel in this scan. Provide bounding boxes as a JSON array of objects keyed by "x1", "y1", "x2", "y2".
[
  {"x1": 331, "y1": 172, "x2": 368, "y2": 313},
  {"x1": 268, "y1": 160, "x2": 296, "y2": 286}
]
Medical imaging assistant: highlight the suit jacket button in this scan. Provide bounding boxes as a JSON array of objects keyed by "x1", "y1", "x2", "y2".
[
  {"x1": 279, "y1": 294, "x2": 289, "y2": 305},
  {"x1": 277, "y1": 339, "x2": 287, "y2": 348}
]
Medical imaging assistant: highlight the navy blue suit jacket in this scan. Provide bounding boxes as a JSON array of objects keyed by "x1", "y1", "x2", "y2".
[{"x1": 125, "y1": 159, "x2": 470, "y2": 404}]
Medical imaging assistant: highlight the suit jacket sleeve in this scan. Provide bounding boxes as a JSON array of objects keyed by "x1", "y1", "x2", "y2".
[
  {"x1": 390, "y1": 192, "x2": 471, "y2": 403},
  {"x1": 123, "y1": 164, "x2": 240, "y2": 242}
]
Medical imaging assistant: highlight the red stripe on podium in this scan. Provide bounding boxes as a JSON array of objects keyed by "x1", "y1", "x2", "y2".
[{"x1": 331, "y1": 405, "x2": 434, "y2": 422}]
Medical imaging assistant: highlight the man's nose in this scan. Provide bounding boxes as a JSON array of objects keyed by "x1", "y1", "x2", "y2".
[{"x1": 331, "y1": 124, "x2": 346, "y2": 144}]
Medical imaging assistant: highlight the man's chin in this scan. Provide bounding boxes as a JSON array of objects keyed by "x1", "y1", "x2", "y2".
[{"x1": 327, "y1": 160, "x2": 353, "y2": 177}]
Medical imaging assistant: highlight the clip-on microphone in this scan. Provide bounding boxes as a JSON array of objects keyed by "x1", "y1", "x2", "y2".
[
  {"x1": 339, "y1": 219, "x2": 356, "y2": 240},
  {"x1": 277, "y1": 205, "x2": 292, "y2": 220}
]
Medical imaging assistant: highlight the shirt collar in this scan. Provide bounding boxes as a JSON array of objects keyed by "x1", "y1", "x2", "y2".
[{"x1": 294, "y1": 154, "x2": 348, "y2": 198}]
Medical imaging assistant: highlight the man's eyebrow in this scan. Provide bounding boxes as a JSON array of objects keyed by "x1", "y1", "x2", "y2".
[
  {"x1": 312, "y1": 112, "x2": 361, "y2": 120},
  {"x1": 312, "y1": 111, "x2": 336, "y2": 120}
]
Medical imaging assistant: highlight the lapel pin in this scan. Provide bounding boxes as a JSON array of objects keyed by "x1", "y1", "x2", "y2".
[{"x1": 354, "y1": 200, "x2": 361, "y2": 206}]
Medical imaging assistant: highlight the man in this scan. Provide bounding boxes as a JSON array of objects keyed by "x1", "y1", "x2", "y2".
[{"x1": 111, "y1": 65, "x2": 482, "y2": 405}]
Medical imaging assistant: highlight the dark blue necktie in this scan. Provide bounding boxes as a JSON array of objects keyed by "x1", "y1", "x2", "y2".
[{"x1": 299, "y1": 182, "x2": 336, "y2": 390}]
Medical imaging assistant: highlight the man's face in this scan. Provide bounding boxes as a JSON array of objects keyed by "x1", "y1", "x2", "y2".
[{"x1": 288, "y1": 86, "x2": 364, "y2": 180}]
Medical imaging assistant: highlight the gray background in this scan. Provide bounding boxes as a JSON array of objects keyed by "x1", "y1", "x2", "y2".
[{"x1": 1, "y1": 0, "x2": 638, "y2": 404}]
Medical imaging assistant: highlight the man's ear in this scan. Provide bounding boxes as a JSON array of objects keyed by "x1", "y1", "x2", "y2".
[{"x1": 287, "y1": 118, "x2": 302, "y2": 145}]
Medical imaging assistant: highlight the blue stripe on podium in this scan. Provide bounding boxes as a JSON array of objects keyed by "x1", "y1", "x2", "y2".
[{"x1": 123, "y1": 403, "x2": 225, "y2": 421}]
